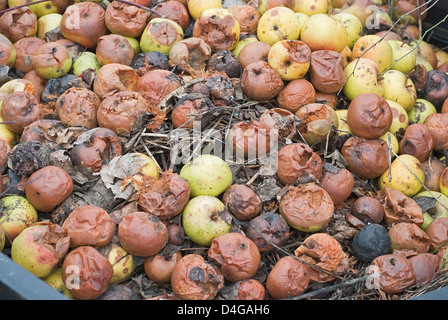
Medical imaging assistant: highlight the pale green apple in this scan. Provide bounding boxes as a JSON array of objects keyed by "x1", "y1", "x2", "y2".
[
  {"x1": 187, "y1": 0, "x2": 222, "y2": 20},
  {"x1": 179, "y1": 154, "x2": 233, "y2": 197},
  {"x1": 351, "y1": 35, "x2": 393, "y2": 73},
  {"x1": 72, "y1": 51, "x2": 101, "y2": 77},
  {"x1": 37, "y1": 13, "x2": 62, "y2": 39},
  {"x1": 293, "y1": 0, "x2": 331, "y2": 16},
  {"x1": 342, "y1": 57, "x2": 384, "y2": 100},
  {"x1": 416, "y1": 55, "x2": 434, "y2": 72},
  {"x1": 386, "y1": 99, "x2": 408, "y2": 135},
  {"x1": 8, "y1": 0, "x2": 68, "y2": 18},
  {"x1": 407, "y1": 98, "x2": 437, "y2": 124},
  {"x1": 257, "y1": 7, "x2": 301, "y2": 46},
  {"x1": 182, "y1": 196, "x2": 231, "y2": 246},
  {"x1": 122, "y1": 35, "x2": 141, "y2": 57},
  {"x1": 388, "y1": 40, "x2": 417, "y2": 74},
  {"x1": 268, "y1": 40, "x2": 311, "y2": 81},
  {"x1": 300, "y1": 13, "x2": 347, "y2": 53},
  {"x1": 140, "y1": 18, "x2": 184, "y2": 55},
  {"x1": 0, "y1": 195, "x2": 38, "y2": 246},
  {"x1": 332, "y1": 12, "x2": 363, "y2": 49},
  {"x1": 335, "y1": 109, "x2": 352, "y2": 136},
  {"x1": 382, "y1": 70, "x2": 417, "y2": 111},
  {"x1": 231, "y1": 37, "x2": 258, "y2": 58}
]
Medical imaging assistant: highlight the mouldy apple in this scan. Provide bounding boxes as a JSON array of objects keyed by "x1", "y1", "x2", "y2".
[
  {"x1": 140, "y1": 18, "x2": 184, "y2": 55},
  {"x1": 0, "y1": 195, "x2": 38, "y2": 246},
  {"x1": 31, "y1": 42, "x2": 72, "y2": 79},
  {"x1": 407, "y1": 99, "x2": 437, "y2": 124},
  {"x1": 0, "y1": 34, "x2": 16, "y2": 68},
  {"x1": 36, "y1": 13, "x2": 62, "y2": 39},
  {"x1": 179, "y1": 154, "x2": 232, "y2": 197},
  {"x1": 181, "y1": 195, "x2": 232, "y2": 246}
]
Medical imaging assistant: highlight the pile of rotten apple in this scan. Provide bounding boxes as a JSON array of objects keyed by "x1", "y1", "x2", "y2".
[{"x1": 1, "y1": 0, "x2": 448, "y2": 300}]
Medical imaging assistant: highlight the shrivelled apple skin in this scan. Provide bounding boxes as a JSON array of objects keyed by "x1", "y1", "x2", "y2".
[
  {"x1": 179, "y1": 155, "x2": 233, "y2": 197},
  {"x1": 140, "y1": 18, "x2": 184, "y2": 55},
  {"x1": 182, "y1": 195, "x2": 232, "y2": 246}
]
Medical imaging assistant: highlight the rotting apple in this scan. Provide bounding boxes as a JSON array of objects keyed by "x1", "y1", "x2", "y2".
[
  {"x1": 342, "y1": 58, "x2": 385, "y2": 101},
  {"x1": 140, "y1": 18, "x2": 184, "y2": 55},
  {"x1": 72, "y1": 51, "x2": 101, "y2": 78},
  {"x1": 0, "y1": 225, "x2": 5, "y2": 252},
  {"x1": 36, "y1": 13, "x2": 62, "y2": 39},
  {"x1": 179, "y1": 154, "x2": 232, "y2": 197},
  {"x1": 0, "y1": 195, "x2": 38, "y2": 246},
  {"x1": 267, "y1": 40, "x2": 311, "y2": 81},
  {"x1": 407, "y1": 98, "x2": 437, "y2": 124},
  {"x1": 181, "y1": 195, "x2": 232, "y2": 246},
  {"x1": 106, "y1": 243, "x2": 135, "y2": 284},
  {"x1": 11, "y1": 222, "x2": 70, "y2": 278},
  {"x1": 257, "y1": 6, "x2": 301, "y2": 46},
  {"x1": 300, "y1": 13, "x2": 347, "y2": 53},
  {"x1": 31, "y1": 42, "x2": 72, "y2": 80}
]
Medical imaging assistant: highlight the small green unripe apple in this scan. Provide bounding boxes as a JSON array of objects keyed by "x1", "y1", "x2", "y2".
[
  {"x1": 140, "y1": 18, "x2": 184, "y2": 55},
  {"x1": 11, "y1": 222, "x2": 70, "y2": 278},
  {"x1": 180, "y1": 154, "x2": 233, "y2": 197},
  {"x1": 182, "y1": 195, "x2": 232, "y2": 246},
  {"x1": 72, "y1": 51, "x2": 101, "y2": 77},
  {"x1": 37, "y1": 13, "x2": 62, "y2": 39},
  {"x1": 0, "y1": 195, "x2": 38, "y2": 246}
]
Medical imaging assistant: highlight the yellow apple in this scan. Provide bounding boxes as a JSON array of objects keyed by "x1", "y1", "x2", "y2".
[
  {"x1": 342, "y1": 58, "x2": 384, "y2": 101},
  {"x1": 379, "y1": 131, "x2": 399, "y2": 158},
  {"x1": 257, "y1": 7, "x2": 301, "y2": 46},
  {"x1": 388, "y1": 40, "x2": 417, "y2": 74},
  {"x1": 335, "y1": 109, "x2": 352, "y2": 136},
  {"x1": 382, "y1": 70, "x2": 417, "y2": 111},
  {"x1": 187, "y1": 0, "x2": 222, "y2": 20},
  {"x1": 267, "y1": 40, "x2": 311, "y2": 81},
  {"x1": 332, "y1": 12, "x2": 363, "y2": 49},
  {"x1": 37, "y1": 13, "x2": 62, "y2": 39},
  {"x1": 386, "y1": 99, "x2": 409, "y2": 135},
  {"x1": 351, "y1": 35, "x2": 393, "y2": 73},
  {"x1": 293, "y1": 0, "x2": 331, "y2": 16},
  {"x1": 300, "y1": 13, "x2": 347, "y2": 53}
]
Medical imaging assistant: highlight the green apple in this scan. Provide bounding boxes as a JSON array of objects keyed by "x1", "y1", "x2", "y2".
[
  {"x1": 11, "y1": 222, "x2": 70, "y2": 278},
  {"x1": 0, "y1": 34, "x2": 16, "y2": 69},
  {"x1": 37, "y1": 13, "x2": 62, "y2": 39},
  {"x1": 388, "y1": 40, "x2": 417, "y2": 74},
  {"x1": 414, "y1": 191, "x2": 448, "y2": 221},
  {"x1": 382, "y1": 70, "x2": 417, "y2": 112},
  {"x1": 300, "y1": 13, "x2": 347, "y2": 53},
  {"x1": 123, "y1": 35, "x2": 141, "y2": 57},
  {"x1": 407, "y1": 98, "x2": 437, "y2": 124},
  {"x1": 257, "y1": 7, "x2": 301, "y2": 46},
  {"x1": 335, "y1": 109, "x2": 352, "y2": 136},
  {"x1": 342, "y1": 58, "x2": 385, "y2": 101},
  {"x1": 332, "y1": 12, "x2": 363, "y2": 49},
  {"x1": 351, "y1": 35, "x2": 393, "y2": 73},
  {"x1": 181, "y1": 195, "x2": 231, "y2": 246},
  {"x1": 43, "y1": 268, "x2": 75, "y2": 299},
  {"x1": 32, "y1": 42, "x2": 72, "y2": 79},
  {"x1": 72, "y1": 51, "x2": 101, "y2": 77},
  {"x1": 379, "y1": 131, "x2": 399, "y2": 158},
  {"x1": 179, "y1": 154, "x2": 233, "y2": 197},
  {"x1": 267, "y1": 40, "x2": 311, "y2": 81},
  {"x1": 187, "y1": 0, "x2": 222, "y2": 21},
  {"x1": 8, "y1": 0, "x2": 69, "y2": 18},
  {"x1": 293, "y1": 0, "x2": 331, "y2": 16},
  {"x1": 231, "y1": 36, "x2": 258, "y2": 58},
  {"x1": 387, "y1": 99, "x2": 409, "y2": 135},
  {"x1": 140, "y1": 18, "x2": 184, "y2": 55},
  {"x1": 421, "y1": 212, "x2": 434, "y2": 230},
  {"x1": 0, "y1": 195, "x2": 38, "y2": 246}
]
